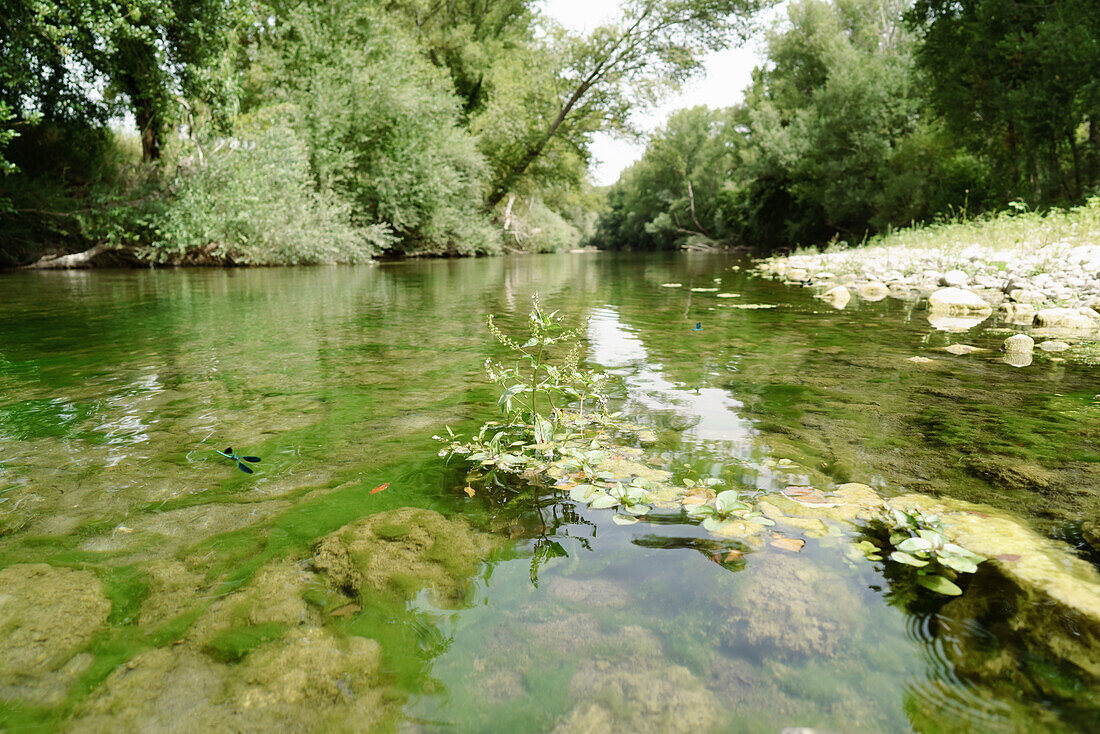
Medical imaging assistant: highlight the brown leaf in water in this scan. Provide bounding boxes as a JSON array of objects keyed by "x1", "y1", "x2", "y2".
[
  {"x1": 370, "y1": 482, "x2": 390, "y2": 495},
  {"x1": 724, "y1": 550, "x2": 744, "y2": 562},
  {"x1": 771, "y1": 537, "x2": 805, "y2": 552},
  {"x1": 682, "y1": 495, "x2": 708, "y2": 506},
  {"x1": 995, "y1": 554, "x2": 1021, "y2": 562},
  {"x1": 463, "y1": 486, "x2": 476, "y2": 497},
  {"x1": 330, "y1": 603, "x2": 360, "y2": 618},
  {"x1": 784, "y1": 486, "x2": 815, "y2": 497}
]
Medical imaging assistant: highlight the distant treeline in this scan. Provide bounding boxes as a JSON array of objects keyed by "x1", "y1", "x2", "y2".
[
  {"x1": 593, "y1": 0, "x2": 1100, "y2": 252},
  {"x1": 0, "y1": 0, "x2": 770, "y2": 267}
]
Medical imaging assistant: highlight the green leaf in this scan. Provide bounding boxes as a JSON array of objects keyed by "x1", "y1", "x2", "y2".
[
  {"x1": 938, "y1": 554, "x2": 979, "y2": 574},
  {"x1": 568, "y1": 484, "x2": 600, "y2": 503},
  {"x1": 889, "y1": 550, "x2": 929, "y2": 567},
  {"x1": 897, "y1": 537, "x2": 934, "y2": 553},
  {"x1": 702, "y1": 517, "x2": 727, "y2": 533},
  {"x1": 714, "y1": 490, "x2": 742, "y2": 514},
  {"x1": 611, "y1": 513, "x2": 639, "y2": 525},
  {"x1": 623, "y1": 504, "x2": 650, "y2": 516},
  {"x1": 917, "y1": 574, "x2": 963, "y2": 596},
  {"x1": 589, "y1": 494, "x2": 620, "y2": 510}
]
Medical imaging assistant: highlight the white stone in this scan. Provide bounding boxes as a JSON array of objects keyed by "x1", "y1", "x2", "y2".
[
  {"x1": 857, "y1": 282, "x2": 888, "y2": 302},
  {"x1": 1038, "y1": 341, "x2": 1070, "y2": 352},
  {"x1": 942, "y1": 270, "x2": 970, "y2": 287},
  {"x1": 1003, "y1": 334, "x2": 1035, "y2": 354},
  {"x1": 928, "y1": 287, "x2": 993, "y2": 315},
  {"x1": 821, "y1": 285, "x2": 851, "y2": 309},
  {"x1": 1034, "y1": 308, "x2": 1096, "y2": 330}
]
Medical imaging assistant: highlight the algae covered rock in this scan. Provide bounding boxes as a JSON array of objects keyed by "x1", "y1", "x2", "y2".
[
  {"x1": 552, "y1": 659, "x2": 723, "y2": 734},
  {"x1": 70, "y1": 629, "x2": 388, "y2": 733},
  {"x1": 0, "y1": 564, "x2": 110, "y2": 705},
  {"x1": 887, "y1": 494, "x2": 1100, "y2": 625},
  {"x1": 311, "y1": 507, "x2": 498, "y2": 608},
  {"x1": 721, "y1": 554, "x2": 862, "y2": 660}
]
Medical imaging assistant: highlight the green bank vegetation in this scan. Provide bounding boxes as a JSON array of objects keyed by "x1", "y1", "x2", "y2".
[
  {"x1": 594, "y1": 0, "x2": 1100, "y2": 251},
  {"x1": 0, "y1": 0, "x2": 766, "y2": 267}
]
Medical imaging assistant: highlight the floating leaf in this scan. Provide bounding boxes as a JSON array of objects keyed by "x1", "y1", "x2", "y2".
[
  {"x1": 612, "y1": 514, "x2": 639, "y2": 525},
  {"x1": 917, "y1": 574, "x2": 962, "y2": 596},
  {"x1": 463, "y1": 486, "x2": 475, "y2": 497},
  {"x1": 889, "y1": 550, "x2": 929, "y2": 567},
  {"x1": 939, "y1": 554, "x2": 979, "y2": 574},
  {"x1": 370, "y1": 483, "x2": 390, "y2": 495},
  {"x1": 897, "y1": 536, "x2": 934, "y2": 553},
  {"x1": 771, "y1": 537, "x2": 805, "y2": 552},
  {"x1": 702, "y1": 517, "x2": 727, "y2": 533},
  {"x1": 568, "y1": 484, "x2": 600, "y2": 503},
  {"x1": 589, "y1": 494, "x2": 620, "y2": 510},
  {"x1": 681, "y1": 495, "x2": 708, "y2": 506},
  {"x1": 724, "y1": 550, "x2": 744, "y2": 562},
  {"x1": 715, "y1": 490, "x2": 748, "y2": 514}
]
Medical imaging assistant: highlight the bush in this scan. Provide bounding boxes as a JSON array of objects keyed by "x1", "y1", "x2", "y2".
[{"x1": 150, "y1": 112, "x2": 389, "y2": 264}]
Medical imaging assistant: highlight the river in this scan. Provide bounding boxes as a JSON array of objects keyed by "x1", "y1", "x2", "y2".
[{"x1": 1, "y1": 254, "x2": 1097, "y2": 732}]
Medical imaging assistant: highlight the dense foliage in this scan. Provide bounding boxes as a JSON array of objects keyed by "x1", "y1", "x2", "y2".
[
  {"x1": 595, "y1": 0, "x2": 1100, "y2": 251},
  {"x1": 0, "y1": 0, "x2": 764, "y2": 266}
]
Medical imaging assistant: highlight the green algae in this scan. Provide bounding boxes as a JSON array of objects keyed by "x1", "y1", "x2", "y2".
[{"x1": 204, "y1": 623, "x2": 287, "y2": 663}]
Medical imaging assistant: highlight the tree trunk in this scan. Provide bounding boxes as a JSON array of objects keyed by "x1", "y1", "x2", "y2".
[
  {"x1": 136, "y1": 104, "x2": 161, "y2": 162},
  {"x1": 21, "y1": 243, "x2": 118, "y2": 269}
]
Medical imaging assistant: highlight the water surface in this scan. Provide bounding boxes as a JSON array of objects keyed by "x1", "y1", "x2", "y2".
[{"x1": 1, "y1": 255, "x2": 1098, "y2": 732}]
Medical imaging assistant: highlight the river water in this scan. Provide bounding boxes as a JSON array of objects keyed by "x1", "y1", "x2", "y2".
[{"x1": 0, "y1": 254, "x2": 1097, "y2": 732}]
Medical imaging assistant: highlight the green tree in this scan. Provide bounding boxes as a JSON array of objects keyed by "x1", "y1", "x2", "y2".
[
  {"x1": 908, "y1": 0, "x2": 1100, "y2": 203},
  {"x1": 484, "y1": 0, "x2": 770, "y2": 209}
]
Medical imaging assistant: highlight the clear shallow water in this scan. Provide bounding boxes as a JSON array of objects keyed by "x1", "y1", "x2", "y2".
[{"x1": 0, "y1": 255, "x2": 1098, "y2": 732}]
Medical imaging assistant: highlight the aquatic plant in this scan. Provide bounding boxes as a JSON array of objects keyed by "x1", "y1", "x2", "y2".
[
  {"x1": 877, "y1": 507, "x2": 987, "y2": 596},
  {"x1": 436, "y1": 294, "x2": 618, "y2": 481},
  {"x1": 686, "y1": 488, "x2": 775, "y2": 532}
]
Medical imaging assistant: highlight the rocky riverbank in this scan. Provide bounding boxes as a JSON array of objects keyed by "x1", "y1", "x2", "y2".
[{"x1": 756, "y1": 240, "x2": 1100, "y2": 361}]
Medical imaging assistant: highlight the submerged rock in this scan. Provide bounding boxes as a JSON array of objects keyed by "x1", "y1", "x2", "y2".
[
  {"x1": 552, "y1": 659, "x2": 723, "y2": 734},
  {"x1": 928, "y1": 287, "x2": 993, "y2": 316},
  {"x1": 71, "y1": 629, "x2": 387, "y2": 733},
  {"x1": 311, "y1": 507, "x2": 498, "y2": 608},
  {"x1": 0, "y1": 564, "x2": 110, "y2": 706},
  {"x1": 888, "y1": 494, "x2": 1100, "y2": 627},
  {"x1": 942, "y1": 344, "x2": 985, "y2": 355},
  {"x1": 721, "y1": 554, "x2": 862, "y2": 660},
  {"x1": 1038, "y1": 340, "x2": 1070, "y2": 352}
]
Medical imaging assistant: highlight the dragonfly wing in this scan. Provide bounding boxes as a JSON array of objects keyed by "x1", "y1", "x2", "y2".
[
  {"x1": 241, "y1": 456, "x2": 261, "y2": 463},
  {"x1": 237, "y1": 462, "x2": 254, "y2": 474}
]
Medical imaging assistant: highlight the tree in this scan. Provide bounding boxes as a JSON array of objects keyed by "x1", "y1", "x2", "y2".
[
  {"x1": 908, "y1": 0, "x2": 1100, "y2": 203},
  {"x1": 483, "y1": 0, "x2": 770, "y2": 209},
  {"x1": 0, "y1": 0, "x2": 245, "y2": 161}
]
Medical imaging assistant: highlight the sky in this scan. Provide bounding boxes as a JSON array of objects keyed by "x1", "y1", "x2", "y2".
[{"x1": 540, "y1": 0, "x2": 775, "y2": 186}]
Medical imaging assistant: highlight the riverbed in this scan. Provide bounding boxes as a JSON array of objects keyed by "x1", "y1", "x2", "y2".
[{"x1": 1, "y1": 254, "x2": 1098, "y2": 732}]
